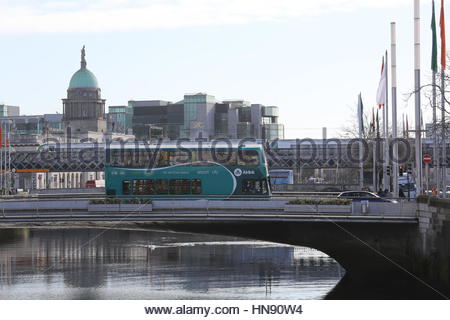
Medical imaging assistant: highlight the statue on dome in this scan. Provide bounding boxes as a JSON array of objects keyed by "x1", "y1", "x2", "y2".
[{"x1": 81, "y1": 45, "x2": 86, "y2": 68}]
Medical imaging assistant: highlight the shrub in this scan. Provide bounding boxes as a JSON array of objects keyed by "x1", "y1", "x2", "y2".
[
  {"x1": 416, "y1": 195, "x2": 430, "y2": 204},
  {"x1": 89, "y1": 198, "x2": 152, "y2": 205},
  {"x1": 414, "y1": 195, "x2": 450, "y2": 210},
  {"x1": 288, "y1": 198, "x2": 350, "y2": 205}
]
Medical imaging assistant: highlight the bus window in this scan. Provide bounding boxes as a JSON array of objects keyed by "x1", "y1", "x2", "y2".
[
  {"x1": 192, "y1": 150, "x2": 215, "y2": 166},
  {"x1": 212, "y1": 149, "x2": 237, "y2": 165},
  {"x1": 132, "y1": 180, "x2": 139, "y2": 194},
  {"x1": 123, "y1": 180, "x2": 131, "y2": 195},
  {"x1": 170, "y1": 151, "x2": 191, "y2": 165},
  {"x1": 204, "y1": 150, "x2": 215, "y2": 163},
  {"x1": 137, "y1": 151, "x2": 148, "y2": 167},
  {"x1": 254, "y1": 180, "x2": 262, "y2": 194},
  {"x1": 242, "y1": 179, "x2": 268, "y2": 195},
  {"x1": 242, "y1": 180, "x2": 255, "y2": 194},
  {"x1": 157, "y1": 151, "x2": 170, "y2": 167},
  {"x1": 237, "y1": 150, "x2": 260, "y2": 166},
  {"x1": 142, "y1": 180, "x2": 154, "y2": 194},
  {"x1": 169, "y1": 179, "x2": 191, "y2": 195},
  {"x1": 124, "y1": 150, "x2": 133, "y2": 166},
  {"x1": 192, "y1": 179, "x2": 202, "y2": 194},
  {"x1": 125, "y1": 179, "x2": 155, "y2": 195},
  {"x1": 155, "y1": 179, "x2": 169, "y2": 194},
  {"x1": 260, "y1": 180, "x2": 269, "y2": 195},
  {"x1": 190, "y1": 150, "x2": 199, "y2": 163},
  {"x1": 192, "y1": 149, "x2": 214, "y2": 166},
  {"x1": 110, "y1": 150, "x2": 122, "y2": 167},
  {"x1": 132, "y1": 150, "x2": 140, "y2": 167}
]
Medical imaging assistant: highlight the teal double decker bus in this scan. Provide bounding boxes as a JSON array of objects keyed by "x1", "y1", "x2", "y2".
[{"x1": 105, "y1": 142, "x2": 271, "y2": 199}]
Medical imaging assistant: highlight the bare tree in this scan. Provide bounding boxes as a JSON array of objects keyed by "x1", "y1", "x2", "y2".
[
  {"x1": 403, "y1": 53, "x2": 450, "y2": 119},
  {"x1": 338, "y1": 103, "x2": 400, "y2": 139}
]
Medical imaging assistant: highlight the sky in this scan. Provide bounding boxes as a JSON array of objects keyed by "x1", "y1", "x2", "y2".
[{"x1": 0, "y1": 0, "x2": 447, "y2": 138}]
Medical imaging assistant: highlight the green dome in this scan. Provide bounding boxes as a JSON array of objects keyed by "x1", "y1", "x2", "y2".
[{"x1": 69, "y1": 68, "x2": 99, "y2": 88}]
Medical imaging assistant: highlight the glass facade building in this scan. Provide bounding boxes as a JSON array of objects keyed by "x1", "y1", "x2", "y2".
[
  {"x1": 108, "y1": 105, "x2": 133, "y2": 134},
  {"x1": 182, "y1": 93, "x2": 216, "y2": 139},
  {"x1": 237, "y1": 122, "x2": 254, "y2": 139},
  {"x1": 129, "y1": 94, "x2": 284, "y2": 141},
  {"x1": 131, "y1": 100, "x2": 184, "y2": 140},
  {"x1": 262, "y1": 123, "x2": 285, "y2": 140}
]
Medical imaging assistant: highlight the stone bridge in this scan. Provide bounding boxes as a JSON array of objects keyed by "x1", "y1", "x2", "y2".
[{"x1": 0, "y1": 198, "x2": 449, "y2": 299}]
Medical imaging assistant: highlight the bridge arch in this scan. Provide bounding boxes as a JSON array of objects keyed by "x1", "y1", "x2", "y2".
[{"x1": 139, "y1": 220, "x2": 442, "y2": 299}]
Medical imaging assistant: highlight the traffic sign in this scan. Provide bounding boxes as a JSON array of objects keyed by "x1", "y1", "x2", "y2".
[{"x1": 423, "y1": 154, "x2": 432, "y2": 163}]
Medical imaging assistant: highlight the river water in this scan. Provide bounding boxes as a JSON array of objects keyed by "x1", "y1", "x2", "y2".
[{"x1": 0, "y1": 228, "x2": 344, "y2": 300}]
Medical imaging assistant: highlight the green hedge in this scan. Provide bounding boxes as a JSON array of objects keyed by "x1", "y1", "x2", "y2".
[
  {"x1": 416, "y1": 195, "x2": 429, "y2": 204},
  {"x1": 90, "y1": 198, "x2": 152, "y2": 205},
  {"x1": 416, "y1": 195, "x2": 450, "y2": 209},
  {"x1": 287, "y1": 199, "x2": 351, "y2": 205}
]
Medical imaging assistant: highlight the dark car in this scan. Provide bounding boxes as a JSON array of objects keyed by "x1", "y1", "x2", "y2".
[{"x1": 337, "y1": 191, "x2": 395, "y2": 203}]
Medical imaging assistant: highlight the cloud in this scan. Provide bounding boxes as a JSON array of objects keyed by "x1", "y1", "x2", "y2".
[{"x1": 0, "y1": 0, "x2": 411, "y2": 34}]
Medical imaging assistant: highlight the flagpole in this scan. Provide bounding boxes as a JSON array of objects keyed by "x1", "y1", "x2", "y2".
[
  {"x1": 432, "y1": 71, "x2": 439, "y2": 192},
  {"x1": 390, "y1": 22, "x2": 399, "y2": 197},
  {"x1": 431, "y1": 0, "x2": 440, "y2": 194},
  {"x1": 372, "y1": 108, "x2": 377, "y2": 192},
  {"x1": 441, "y1": 68, "x2": 446, "y2": 197},
  {"x1": 377, "y1": 110, "x2": 381, "y2": 191},
  {"x1": 3, "y1": 122, "x2": 5, "y2": 194},
  {"x1": 414, "y1": 0, "x2": 423, "y2": 195},
  {"x1": 1, "y1": 121, "x2": 3, "y2": 194},
  {"x1": 383, "y1": 51, "x2": 390, "y2": 192},
  {"x1": 0, "y1": 122, "x2": 3, "y2": 194},
  {"x1": 0, "y1": 122, "x2": 2, "y2": 194},
  {"x1": 3, "y1": 122, "x2": 8, "y2": 194},
  {"x1": 358, "y1": 93, "x2": 364, "y2": 190},
  {"x1": 439, "y1": 0, "x2": 447, "y2": 198},
  {"x1": 8, "y1": 121, "x2": 11, "y2": 194},
  {"x1": 373, "y1": 140, "x2": 377, "y2": 191}
]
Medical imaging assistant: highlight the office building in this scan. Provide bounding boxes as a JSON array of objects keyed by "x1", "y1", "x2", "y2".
[
  {"x1": 107, "y1": 105, "x2": 133, "y2": 134},
  {"x1": 131, "y1": 100, "x2": 184, "y2": 140},
  {"x1": 130, "y1": 93, "x2": 284, "y2": 140},
  {"x1": 0, "y1": 104, "x2": 20, "y2": 117}
]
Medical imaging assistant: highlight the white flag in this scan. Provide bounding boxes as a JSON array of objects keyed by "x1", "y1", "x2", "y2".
[{"x1": 376, "y1": 56, "x2": 387, "y2": 107}]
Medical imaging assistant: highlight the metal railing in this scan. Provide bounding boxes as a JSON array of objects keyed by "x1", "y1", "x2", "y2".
[{"x1": 0, "y1": 196, "x2": 420, "y2": 222}]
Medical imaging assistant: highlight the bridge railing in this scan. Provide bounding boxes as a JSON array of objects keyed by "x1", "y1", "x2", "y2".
[
  {"x1": 0, "y1": 197, "x2": 419, "y2": 220},
  {"x1": 349, "y1": 201, "x2": 417, "y2": 217}
]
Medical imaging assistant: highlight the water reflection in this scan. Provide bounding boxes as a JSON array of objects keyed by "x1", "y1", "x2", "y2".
[{"x1": 0, "y1": 228, "x2": 343, "y2": 299}]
